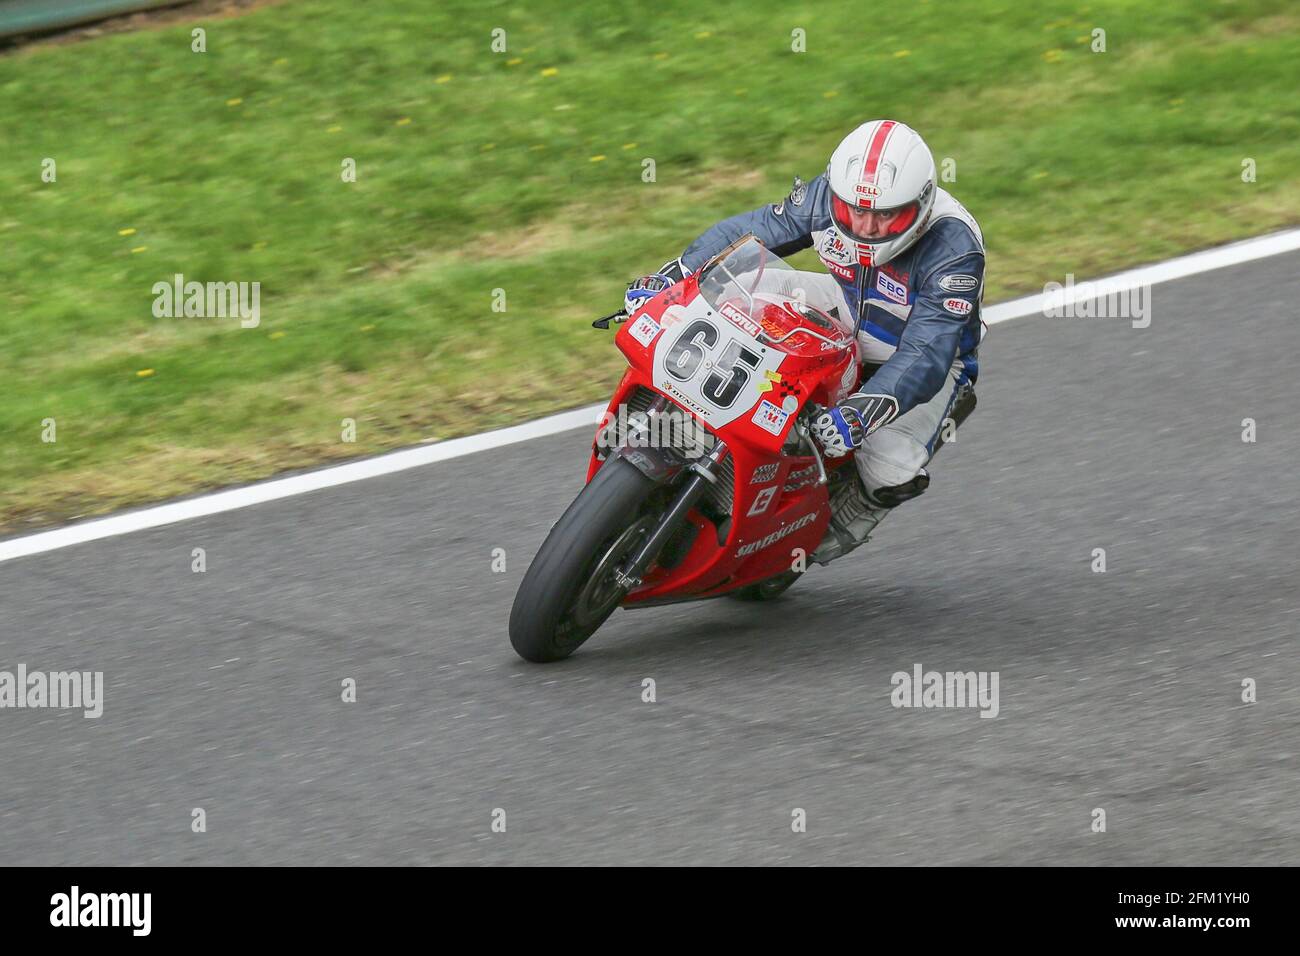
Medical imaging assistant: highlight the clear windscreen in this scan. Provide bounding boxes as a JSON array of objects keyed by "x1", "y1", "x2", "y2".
[
  {"x1": 697, "y1": 235, "x2": 797, "y2": 314},
  {"x1": 696, "y1": 235, "x2": 853, "y2": 345}
]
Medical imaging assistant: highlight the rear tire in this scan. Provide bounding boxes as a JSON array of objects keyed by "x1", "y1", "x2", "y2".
[
  {"x1": 728, "y1": 569, "x2": 803, "y2": 602},
  {"x1": 510, "y1": 458, "x2": 661, "y2": 662}
]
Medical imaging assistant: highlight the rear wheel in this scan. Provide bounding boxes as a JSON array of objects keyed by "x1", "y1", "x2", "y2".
[
  {"x1": 510, "y1": 458, "x2": 663, "y2": 662},
  {"x1": 727, "y1": 569, "x2": 803, "y2": 602}
]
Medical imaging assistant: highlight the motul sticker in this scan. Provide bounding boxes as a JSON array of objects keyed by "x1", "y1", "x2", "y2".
[
  {"x1": 719, "y1": 302, "x2": 761, "y2": 338},
  {"x1": 628, "y1": 314, "x2": 662, "y2": 346},
  {"x1": 751, "y1": 399, "x2": 790, "y2": 436},
  {"x1": 875, "y1": 270, "x2": 908, "y2": 305},
  {"x1": 942, "y1": 297, "x2": 973, "y2": 316},
  {"x1": 938, "y1": 274, "x2": 980, "y2": 294},
  {"x1": 822, "y1": 259, "x2": 854, "y2": 280}
]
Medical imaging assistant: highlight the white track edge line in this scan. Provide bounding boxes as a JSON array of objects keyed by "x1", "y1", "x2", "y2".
[{"x1": 4, "y1": 226, "x2": 1299, "y2": 563}]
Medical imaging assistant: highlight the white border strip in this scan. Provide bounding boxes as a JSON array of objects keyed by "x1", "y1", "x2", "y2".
[
  {"x1": 983, "y1": 227, "x2": 1300, "y2": 326},
  {"x1": 3, "y1": 227, "x2": 1299, "y2": 564},
  {"x1": 0, "y1": 405, "x2": 606, "y2": 563}
]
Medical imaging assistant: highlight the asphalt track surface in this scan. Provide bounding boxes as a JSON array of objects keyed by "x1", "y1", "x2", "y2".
[{"x1": 3, "y1": 253, "x2": 1298, "y2": 866}]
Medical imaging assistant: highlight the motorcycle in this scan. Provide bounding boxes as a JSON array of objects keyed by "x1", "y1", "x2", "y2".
[{"x1": 510, "y1": 235, "x2": 903, "y2": 662}]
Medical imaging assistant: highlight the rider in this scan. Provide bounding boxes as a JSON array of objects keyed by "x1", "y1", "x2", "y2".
[{"x1": 624, "y1": 119, "x2": 985, "y2": 563}]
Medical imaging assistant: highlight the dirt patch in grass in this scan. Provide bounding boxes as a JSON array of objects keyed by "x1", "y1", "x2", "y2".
[{"x1": 1, "y1": 0, "x2": 289, "y2": 54}]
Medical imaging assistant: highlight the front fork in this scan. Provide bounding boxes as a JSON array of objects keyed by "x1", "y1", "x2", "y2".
[
  {"x1": 610, "y1": 397, "x2": 835, "y2": 590},
  {"x1": 613, "y1": 440, "x2": 730, "y2": 590}
]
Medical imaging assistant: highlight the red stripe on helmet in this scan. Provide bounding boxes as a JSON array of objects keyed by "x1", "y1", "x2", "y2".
[{"x1": 856, "y1": 120, "x2": 897, "y2": 209}]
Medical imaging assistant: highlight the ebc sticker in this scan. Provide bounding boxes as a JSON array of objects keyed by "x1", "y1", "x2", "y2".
[{"x1": 875, "y1": 270, "x2": 908, "y2": 305}]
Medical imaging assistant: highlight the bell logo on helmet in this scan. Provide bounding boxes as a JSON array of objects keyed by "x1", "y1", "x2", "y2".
[{"x1": 854, "y1": 183, "x2": 883, "y2": 199}]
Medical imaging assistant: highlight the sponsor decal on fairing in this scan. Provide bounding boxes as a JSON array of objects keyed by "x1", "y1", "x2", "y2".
[
  {"x1": 782, "y1": 463, "x2": 819, "y2": 492},
  {"x1": 751, "y1": 399, "x2": 790, "y2": 436},
  {"x1": 735, "y1": 510, "x2": 820, "y2": 557},
  {"x1": 746, "y1": 486, "x2": 777, "y2": 516},
  {"x1": 749, "y1": 463, "x2": 780, "y2": 485},
  {"x1": 719, "y1": 301, "x2": 762, "y2": 338},
  {"x1": 627, "y1": 314, "x2": 662, "y2": 347}
]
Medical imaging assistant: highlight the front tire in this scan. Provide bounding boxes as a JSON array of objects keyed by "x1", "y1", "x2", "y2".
[{"x1": 510, "y1": 458, "x2": 661, "y2": 662}]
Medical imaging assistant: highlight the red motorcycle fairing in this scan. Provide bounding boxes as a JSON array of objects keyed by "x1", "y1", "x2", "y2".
[{"x1": 586, "y1": 271, "x2": 860, "y2": 603}]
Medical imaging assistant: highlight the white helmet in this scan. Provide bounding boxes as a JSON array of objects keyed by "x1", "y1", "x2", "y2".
[{"x1": 826, "y1": 119, "x2": 936, "y2": 267}]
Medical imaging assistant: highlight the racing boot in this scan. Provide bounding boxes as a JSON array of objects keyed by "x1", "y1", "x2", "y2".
[{"x1": 810, "y1": 468, "x2": 929, "y2": 566}]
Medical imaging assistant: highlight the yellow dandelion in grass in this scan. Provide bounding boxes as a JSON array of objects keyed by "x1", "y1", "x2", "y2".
[
  {"x1": 269, "y1": 331, "x2": 286, "y2": 340},
  {"x1": 252, "y1": 241, "x2": 268, "y2": 251},
  {"x1": 506, "y1": 58, "x2": 522, "y2": 66},
  {"x1": 622, "y1": 142, "x2": 637, "y2": 150},
  {"x1": 1076, "y1": 35, "x2": 1090, "y2": 44},
  {"x1": 226, "y1": 97, "x2": 243, "y2": 106},
  {"x1": 360, "y1": 324, "x2": 375, "y2": 332},
  {"x1": 1169, "y1": 97, "x2": 1185, "y2": 105},
  {"x1": 481, "y1": 143, "x2": 496, "y2": 151},
  {"x1": 553, "y1": 103, "x2": 573, "y2": 111},
  {"x1": 823, "y1": 90, "x2": 839, "y2": 98},
  {"x1": 118, "y1": 228, "x2": 136, "y2": 236},
  {"x1": 893, "y1": 50, "x2": 911, "y2": 58},
  {"x1": 130, "y1": 246, "x2": 148, "y2": 253},
  {"x1": 273, "y1": 57, "x2": 288, "y2": 66},
  {"x1": 529, "y1": 144, "x2": 547, "y2": 151},
  {"x1": 590, "y1": 155, "x2": 606, "y2": 163},
  {"x1": 395, "y1": 117, "x2": 412, "y2": 126},
  {"x1": 1042, "y1": 49, "x2": 1063, "y2": 62},
  {"x1": 540, "y1": 67, "x2": 558, "y2": 77},
  {"x1": 136, "y1": 368, "x2": 155, "y2": 378},
  {"x1": 653, "y1": 52, "x2": 669, "y2": 60},
  {"x1": 1033, "y1": 171, "x2": 1050, "y2": 179},
  {"x1": 327, "y1": 125, "x2": 343, "y2": 133},
  {"x1": 694, "y1": 31, "x2": 712, "y2": 39},
  {"x1": 435, "y1": 74, "x2": 452, "y2": 83}
]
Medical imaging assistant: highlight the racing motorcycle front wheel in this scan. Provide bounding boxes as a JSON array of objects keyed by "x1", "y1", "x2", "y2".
[{"x1": 510, "y1": 458, "x2": 663, "y2": 663}]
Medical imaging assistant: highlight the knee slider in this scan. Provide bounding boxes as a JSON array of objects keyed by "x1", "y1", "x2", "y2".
[{"x1": 866, "y1": 468, "x2": 930, "y2": 509}]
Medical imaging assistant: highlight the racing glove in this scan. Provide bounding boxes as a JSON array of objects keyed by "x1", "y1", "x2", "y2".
[
  {"x1": 623, "y1": 257, "x2": 690, "y2": 316},
  {"x1": 811, "y1": 393, "x2": 900, "y2": 457}
]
